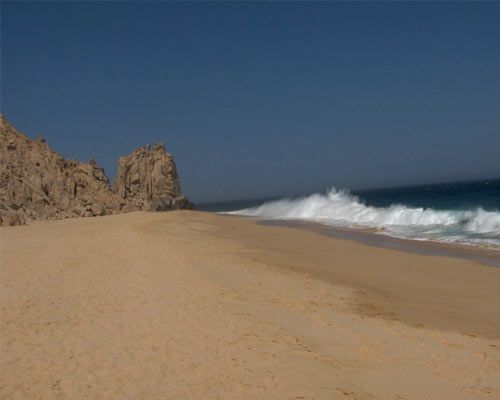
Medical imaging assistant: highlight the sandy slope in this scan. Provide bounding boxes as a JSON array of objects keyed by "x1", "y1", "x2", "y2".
[{"x1": 1, "y1": 211, "x2": 499, "y2": 399}]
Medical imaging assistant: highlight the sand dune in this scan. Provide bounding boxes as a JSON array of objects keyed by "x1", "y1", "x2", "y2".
[{"x1": 1, "y1": 211, "x2": 499, "y2": 399}]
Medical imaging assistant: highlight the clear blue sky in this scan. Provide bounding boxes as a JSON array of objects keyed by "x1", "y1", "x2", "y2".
[{"x1": 2, "y1": 1, "x2": 499, "y2": 203}]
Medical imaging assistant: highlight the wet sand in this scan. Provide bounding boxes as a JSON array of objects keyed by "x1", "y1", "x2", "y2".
[
  {"x1": 261, "y1": 219, "x2": 500, "y2": 267},
  {"x1": 1, "y1": 211, "x2": 499, "y2": 399}
]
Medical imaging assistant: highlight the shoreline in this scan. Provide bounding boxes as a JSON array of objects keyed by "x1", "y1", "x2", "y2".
[{"x1": 258, "y1": 218, "x2": 500, "y2": 268}]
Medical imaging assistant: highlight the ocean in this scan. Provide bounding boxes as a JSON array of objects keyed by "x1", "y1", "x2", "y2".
[{"x1": 198, "y1": 178, "x2": 500, "y2": 248}]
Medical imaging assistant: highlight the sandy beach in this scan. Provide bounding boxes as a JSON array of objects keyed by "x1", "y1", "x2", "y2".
[{"x1": 1, "y1": 211, "x2": 499, "y2": 399}]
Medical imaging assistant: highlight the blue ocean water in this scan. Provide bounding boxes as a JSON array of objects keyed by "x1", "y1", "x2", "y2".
[{"x1": 198, "y1": 178, "x2": 500, "y2": 248}]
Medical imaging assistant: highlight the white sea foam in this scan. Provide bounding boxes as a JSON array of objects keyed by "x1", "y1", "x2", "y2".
[{"x1": 228, "y1": 188, "x2": 500, "y2": 247}]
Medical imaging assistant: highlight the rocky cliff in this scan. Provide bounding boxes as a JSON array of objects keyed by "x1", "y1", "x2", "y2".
[
  {"x1": 114, "y1": 144, "x2": 192, "y2": 212},
  {"x1": 0, "y1": 116, "x2": 192, "y2": 226}
]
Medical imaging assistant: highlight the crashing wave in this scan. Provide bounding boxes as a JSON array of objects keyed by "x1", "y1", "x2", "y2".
[{"x1": 228, "y1": 188, "x2": 500, "y2": 246}]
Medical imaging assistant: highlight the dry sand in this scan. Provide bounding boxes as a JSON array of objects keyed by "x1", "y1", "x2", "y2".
[{"x1": 1, "y1": 211, "x2": 499, "y2": 399}]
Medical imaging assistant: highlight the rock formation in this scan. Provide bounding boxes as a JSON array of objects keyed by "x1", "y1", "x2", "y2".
[
  {"x1": 0, "y1": 115, "x2": 192, "y2": 226},
  {"x1": 114, "y1": 144, "x2": 192, "y2": 211}
]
